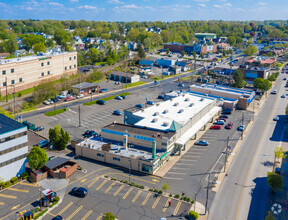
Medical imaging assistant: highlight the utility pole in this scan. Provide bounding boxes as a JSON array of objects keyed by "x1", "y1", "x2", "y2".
[
  {"x1": 205, "y1": 173, "x2": 210, "y2": 215},
  {"x1": 194, "y1": 191, "x2": 197, "y2": 211},
  {"x1": 224, "y1": 136, "x2": 229, "y2": 173},
  {"x1": 78, "y1": 105, "x2": 81, "y2": 127},
  {"x1": 241, "y1": 112, "x2": 244, "y2": 140}
]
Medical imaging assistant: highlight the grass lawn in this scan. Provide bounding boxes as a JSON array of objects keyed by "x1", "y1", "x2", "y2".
[
  {"x1": 44, "y1": 108, "x2": 67, "y2": 116},
  {"x1": 123, "y1": 81, "x2": 146, "y2": 88},
  {"x1": 84, "y1": 92, "x2": 130, "y2": 106},
  {"x1": 95, "y1": 62, "x2": 107, "y2": 66},
  {"x1": 152, "y1": 74, "x2": 180, "y2": 81},
  {"x1": 0, "y1": 87, "x2": 35, "y2": 102}
]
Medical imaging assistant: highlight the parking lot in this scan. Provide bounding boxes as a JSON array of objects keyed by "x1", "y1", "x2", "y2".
[{"x1": 42, "y1": 177, "x2": 191, "y2": 220}]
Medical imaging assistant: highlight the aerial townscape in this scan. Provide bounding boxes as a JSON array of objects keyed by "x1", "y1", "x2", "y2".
[{"x1": 0, "y1": 1, "x2": 288, "y2": 220}]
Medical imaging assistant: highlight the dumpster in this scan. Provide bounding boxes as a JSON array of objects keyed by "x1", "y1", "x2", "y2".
[{"x1": 23, "y1": 211, "x2": 34, "y2": 220}]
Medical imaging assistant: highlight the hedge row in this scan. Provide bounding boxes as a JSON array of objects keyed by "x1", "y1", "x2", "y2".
[
  {"x1": 0, "y1": 173, "x2": 28, "y2": 190},
  {"x1": 106, "y1": 176, "x2": 145, "y2": 189}
]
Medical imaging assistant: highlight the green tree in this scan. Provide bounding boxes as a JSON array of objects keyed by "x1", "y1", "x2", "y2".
[
  {"x1": 45, "y1": 38, "x2": 55, "y2": 48},
  {"x1": 189, "y1": 211, "x2": 199, "y2": 219},
  {"x1": 180, "y1": 50, "x2": 185, "y2": 57},
  {"x1": 103, "y1": 212, "x2": 115, "y2": 220},
  {"x1": 233, "y1": 69, "x2": 246, "y2": 88},
  {"x1": 87, "y1": 70, "x2": 103, "y2": 82},
  {"x1": 162, "y1": 183, "x2": 170, "y2": 193},
  {"x1": 227, "y1": 36, "x2": 236, "y2": 46},
  {"x1": 166, "y1": 48, "x2": 170, "y2": 55},
  {"x1": 28, "y1": 146, "x2": 48, "y2": 170},
  {"x1": 274, "y1": 147, "x2": 286, "y2": 160},
  {"x1": 0, "y1": 107, "x2": 14, "y2": 119},
  {"x1": 253, "y1": 78, "x2": 272, "y2": 94},
  {"x1": 54, "y1": 30, "x2": 70, "y2": 46},
  {"x1": 243, "y1": 45, "x2": 258, "y2": 56},
  {"x1": 33, "y1": 43, "x2": 47, "y2": 54},
  {"x1": 200, "y1": 53, "x2": 204, "y2": 60},
  {"x1": 265, "y1": 211, "x2": 274, "y2": 220},
  {"x1": 267, "y1": 172, "x2": 282, "y2": 193},
  {"x1": 49, "y1": 124, "x2": 70, "y2": 150},
  {"x1": 268, "y1": 75, "x2": 276, "y2": 82},
  {"x1": 137, "y1": 44, "x2": 145, "y2": 58},
  {"x1": 286, "y1": 104, "x2": 288, "y2": 116}
]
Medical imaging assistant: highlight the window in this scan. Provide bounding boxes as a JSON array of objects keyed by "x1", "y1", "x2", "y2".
[
  {"x1": 41, "y1": 63, "x2": 44, "y2": 67},
  {"x1": 11, "y1": 69, "x2": 14, "y2": 73},
  {"x1": 74, "y1": 64, "x2": 76, "y2": 68},
  {"x1": 2, "y1": 70, "x2": 6, "y2": 75},
  {"x1": 69, "y1": 57, "x2": 72, "y2": 60},
  {"x1": 3, "y1": 82, "x2": 6, "y2": 87},
  {"x1": 47, "y1": 71, "x2": 50, "y2": 75},
  {"x1": 65, "y1": 67, "x2": 67, "y2": 70},
  {"x1": 113, "y1": 157, "x2": 120, "y2": 162},
  {"x1": 142, "y1": 164, "x2": 152, "y2": 173},
  {"x1": 41, "y1": 72, "x2": 44, "y2": 76},
  {"x1": 97, "y1": 153, "x2": 104, "y2": 157},
  {"x1": 74, "y1": 56, "x2": 76, "y2": 59},
  {"x1": 47, "y1": 61, "x2": 50, "y2": 65},
  {"x1": 19, "y1": 78, "x2": 22, "y2": 82},
  {"x1": 69, "y1": 66, "x2": 71, "y2": 69},
  {"x1": 11, "y1": 80, "x2": 15, "y2": 84}
]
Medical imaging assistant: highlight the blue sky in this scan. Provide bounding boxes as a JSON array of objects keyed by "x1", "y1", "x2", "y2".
[{"x1": 0, "y1": 0, "x2": 287, "y2": 21}]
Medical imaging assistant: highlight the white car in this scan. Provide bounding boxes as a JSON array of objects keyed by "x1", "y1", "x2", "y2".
[
  {"x1": 47, "y1": 99, "x2": 54, "y2": 104},
  {"x1": 77, "y1": 94, "x2": 84, "y2": 99},
  {"x1": 43, "y1": 100, "x2": 50, "y2": 105}
]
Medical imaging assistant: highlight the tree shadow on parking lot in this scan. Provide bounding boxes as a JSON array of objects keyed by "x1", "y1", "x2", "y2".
[
  {"x1": 261, "y1": 161, "x2": 274, "y2": 167},
  {"x1": 270, "y1": 115, "x2": 288, "y2": 142}
]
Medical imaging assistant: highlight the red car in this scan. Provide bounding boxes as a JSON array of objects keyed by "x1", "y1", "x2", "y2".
[
  {"x1": 210, "y1": 125, "x2": 221, "y2": 130},
  {"x1": 64, "y1": 96, "x2": 75, "y2": 102},
  {"x1": 225, "y1": 122, "x2": 233, "y2": 129},
  {"x1": 218, "y1": 117, "x2": 226, "y2": 122}
]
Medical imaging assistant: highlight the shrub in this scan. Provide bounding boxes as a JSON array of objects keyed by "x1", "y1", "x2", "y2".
[
  {"x1": 189, "y1": 211, "x2": 199, "y2": 219},
  {"x1": 35, "y1": 207, "x2": 40, "y2": 212},
  {"x1": 158, "y1": 190, "x2": 163, "y2": 195},
  {"x1": 5, "y1": 181, "x2": 12, "y2": 188},
  {"x1": 11, "y1": 177, "x2": 18, "y2": 184},
  {"x1": 186, "y1": 197, "x2": 191, "y2": 202},
  {"x1": 149, "y1": 188, "x2": 153, "y2": 191},
  {"x1": 111, "y1": 177, "x2": 116, "y2": 181},
  {"x1": 124, "y1": 181, "x2": 128, "y2": 184},
  {"x1": 139, "y1": 185, "x2": 145, "y2": 189},
  {"x1": 20, "y1": 172, "x2": 29, "y2": 180},
  {"x1": 0, "y1": 182, "x2": 5, "y2": 190},
  {"x1": 35, "y1": 209, "x2": 48, "y2": 219},
  {"x1": 180, "y1": 197, "x2": 184, "y2": 200},
  {"x1": 174, "y1": 194, "x2": 180, "y2": 199},
  {"x1": 169, "y1": 193, "x2": 172, "y2": 197},
  {"x1": 191, "y1": 200, "x2": 195, "y2": 204},
  {"x1": 104, "y1": 176, "x2": 108, "y2": 178}
]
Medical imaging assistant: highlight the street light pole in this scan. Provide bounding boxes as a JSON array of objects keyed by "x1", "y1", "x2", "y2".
[
  {"x1": 241, "y1": 112, "x2": 244, "y2": 140},
  {"x1": 194, "y1": 191, "x2": 197, "y2": 211},
  {"x1": 205, "y1": 173, "x2": 210, "y2": 215},
  {"x1": 224, "y1": 136, "x2": 229, "y2": 173}
]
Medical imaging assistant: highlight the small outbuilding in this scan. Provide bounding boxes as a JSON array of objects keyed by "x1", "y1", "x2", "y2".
[
  {"x1": 110, "y1": 71, "x2": 140, "y2": 83},
  {"x1": 44, "y1": 157, "x2": 78, "y2": 179},
  {"x1": 71, "y1": 82, "x2": 100, "y2": 95}
]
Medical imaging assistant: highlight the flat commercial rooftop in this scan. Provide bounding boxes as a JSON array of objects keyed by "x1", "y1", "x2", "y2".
[
  {"x1": 130, "y1": 93, "x2": 216, "y2": 131},
  {"x1": 0, "y1": 114, "x2": 26, "y2": 135},
  {"x1": 78, "y1": 137, "x2": 163, "y2": 161}
]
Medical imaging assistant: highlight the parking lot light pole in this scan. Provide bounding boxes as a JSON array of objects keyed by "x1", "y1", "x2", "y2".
[{"x1": 194, "y1": 191, "x2": 197, "y2": 211}]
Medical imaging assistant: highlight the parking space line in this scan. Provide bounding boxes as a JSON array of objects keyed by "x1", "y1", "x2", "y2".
[
  {"x1": 173, "y1": 201, "x2": 182, "y2": 216},
  {"x1": 0, "y1": 194, "x2": 17, "y2": 199},
  {"x1": 180, "y1": 159, "x2": 198, "y2": 162},
  {"x1": 177, "y1": 163, "x2": 195, "y2": 166},
  {"x1": 123, "y1": 187, "x2": 133, "y2": 199},
  {"x1": 167, "y1": 172, "x2": 186, "y2": 175},
  {"x1": 19, "y1": 182, "x2": 39, "y2": 187},
  {"x1": 105, "y1": 182, "x2": 116, "y2": 194},
  {"x1": 163, "y1": 177, "x2": 183, "y2": 180},
  {"x1": 162, "y1": 198, "x2": 171, "y2": 212},
  {"x1": 8, "y1": 188, "x2": 29, "y2": 193},
  {"x1": 171, "y1": 167, "x2": 190, "y2": 170},
  {"x1": 96, "y1": 214, "x2": 103, "y2": 220},
  {"x1": 81, "y1": 210, "x2": 93, "y2": 220},
  {"x1": 87, "y1": 177, "x2": 99, "y2": 188},
  {"x1": 113, "y1": 185, "x2": 125, "y2": 196},
  {"x1": 66, "y1": 205, "x2": 83, "y2": 220},
  {"x1": 0, "y1": 202, "x2": 4, "y2": 205},
  {"x1": 132, "y1": 190, "x2": 142, "y2": 203},
  {"x1": 96, "y1": 179, "x2": 107, "y2": 191},
  {"x1": 152, "y1": 196, "x2": 161, "y2": 209},
  {"x1": 57, "y1": 202, "x2": 73, "y2": 215},
  {"x1": 142, "y1": 192, "x2": 152, "y2": 206}
]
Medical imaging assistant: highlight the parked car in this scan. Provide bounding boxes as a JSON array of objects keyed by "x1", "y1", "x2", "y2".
[
  {"x1": 115, "y1": 81, "x2": 120, "y2": 85},
  {"x1": 34, "y1": 126, "x2": 44, "y2": 132},
  {"x1": 210, "y1": 125, "x2": 221, "y2": 130},
  {"x1": 47, "y1": 99, "x2": 54, "y2": 104},
  {"x1": 157, "y1": 95, "x2": 165, "y2": 99},
  {"x1": 195, "y1": 140, "x2": 209, "y2": 146},
  {"x1": 141, "y1": 75, "x2": 147, "y2": 79},
  {"x1": 218, "y1": 117, "x2": 226, "y2": 122},
  {"x1": 70, "y1": 187, "x2": 88, "y2": 198},
  {"x1": 100, "y1": 88, "x2": 108, "y2": 93},
  {"x1": 57, "y1": 94, "x2": 66, "y2": 99},
  {"x1": 273, "y1": 116, "x2": 280, "y2": 121},
  {"x1": 113, "y1": 110, "x2": 122, "y2": 115},
  {"x1": 220, "y1": 115, "x2": 229, "y2": 119},
  {"x1": 96, "y1": 100, "x2": 105, "y2": 105},
  {"x1": 271, "y1": 89, "x2": 277, "y2": 94},
  {"x1": 43, "y1": 100, "x2": 50, "y2": 105},
  {"x1": 283, "y1": 78, "x2": 287, "y2": 80},
  {"x1": 225, "y1": 122, "x2": 233, "y2": 129},
  {"x1": 147, "y1": 100, "x2": 154, "y2": 105},
  {"x1": 52, "y1": 216, "x2": 63, "y2": 220},
  {"x1": 38, "y1": 140, "x2": 50, "y2": 148},
  {"x1": 135, "y1": 104, "x2": 144, "y2": 108},
  {"x1": 120, "y1": 95, "x2": 126, "y2": 99},
  {"x1": 51, "y1": 98, "x2": 59, "y2": 103},
  {"x1": 237, "y1": 124, "x2": 246, "y2": 131},
  {"x1": 83, "y1": 130, "x2": 98, "y2": 138},
  {"x1": 178, "y1": 83, "x2": 185, "y2": 87},
  {"x1": 115, "y1": 96, "x2": 123, "y2": 100},
  {"x1": 222, "y1": 109, "x2": 232, "y2": 115},
  {"x1": 64, "y1": 96, "x2": 75, "y2": 102},
  {"x1": 214, "y1": 120, "x2": 225, "y2": 125},
  {"x1": 281, "y1": 94, "x2": 286, "y2": 98},
  {"x1": 76, "y1": 94, "x2": 84, "y2": 99}
]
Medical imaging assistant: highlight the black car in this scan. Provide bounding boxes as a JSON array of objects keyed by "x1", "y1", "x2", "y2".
[
  {"x1": 96, "y1": 100, "x2": 106, "y2": 105},
  {"x1": 34, "y1": 126, "x2": 44, "y2": 132},
  {"x1": 157, "y1": 95, "x2": 165, "y2": 99},
  {"x1": 52, "y1": 216, "x2": 63, "y2": 220},
  {"x1": 51, "y1": 98, "x2": 59, "y2": 103},
  {"x1": 71, "y1": 187, "x2": 88, "y2": 197}
]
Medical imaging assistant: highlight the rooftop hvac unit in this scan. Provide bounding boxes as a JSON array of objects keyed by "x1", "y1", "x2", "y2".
[
  {"x1": 163, "y1": 109, "x2": 169, "y2": 114},
  {"x1": 152, "y1": 118, "x2": 158, "y2": 123},
  {"x1": 153, "y1": 112, "x2": 159, "y2": 116},
  {"x1": 185, "y1": 98, "x2": 190, "y2": 101},
  {"x1": 189, "y1": 103, "x2": 194, "y2": 107},
  {"x1": 178, "y1": 109, "x2": 184, "y2": 113},
  {"x1": 163, "y1": 122, "x2": 169, "y2": 127},
  {"x1": 174, "y1": 102, "x2": 179, "y2": 106},
  {"x1": 200, "y1": 98, "x2": 204, "y2": 101}
]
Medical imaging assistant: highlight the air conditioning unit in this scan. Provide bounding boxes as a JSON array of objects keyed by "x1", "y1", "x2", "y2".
[
  {"x1": 152, "y1": 118, "x2": 158, "y2": 123},
  {"x1": 174, "y1": 102, "x2": 179, "y2": 106},
  {"x1": 189, "y1": 103, "x2": 194, "y2": 107},
  {"x1": 153, "y1": 112, "x2": 159, "y2": 116},
  {"x1": 163, "y1": 109, "x2": 169, "y2": 114},
  {"x1": 163, "y1": 122, "x2": 169, "y2": 127},
  {"x1": 178, "y1": 109, "x2": 184, "y2": 113}
]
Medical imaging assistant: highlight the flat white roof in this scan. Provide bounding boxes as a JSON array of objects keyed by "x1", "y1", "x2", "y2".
[
  {"x1": 133, "y1": 93, "x2": 216, "y2": 131},
  {"x1": 0, "y1": 51, "x2": 74, "y2": 65}
]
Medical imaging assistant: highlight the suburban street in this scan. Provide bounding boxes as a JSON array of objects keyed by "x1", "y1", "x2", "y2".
[{"x1": 209, "y1": 72, "x2": 288, "y2": 219}]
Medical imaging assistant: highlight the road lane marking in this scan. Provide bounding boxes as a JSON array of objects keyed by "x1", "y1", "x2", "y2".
[
  {"x1": 96, "y1": 214, "x2": 103, "y2": 220},
  {"x1": 19, "y1": 182, "x2": 39, "y2": 187},
  {"x1": 8, "y1": 188, "x2": 29, "y2": 193},
  {"x1": 0, "y1": 202, "x2": 4, "y2": 205},
  {"x1": 106, "y1": 172, "x2": 156, "y2": 185},
  {"x1": 167, "y1": 172, "x2": 186, "y2": 175},
  {"x1": 0, "y1": 194, "x2": 17, "y2": 199},
  {"x1": 152, "y1": 179, "x2": 160, "y2": 182},
  {"x1": 114, "y1": 185, "x2": 125, "y2": 196},
  {"x1": 47, "y1": 212, "x2": 57, "y2": 217},
  {"x1": 105, "y1": 182, "x2": 115, "y2": 194},
  {"x1": 162, "y1": 198, "x2": 171, "y2": 212},
  {"x1": 57, "y1": 202, "x2": 73, "y2": 215},
  {"x1": 142, "y1": 192, "x2": 152, "y2": 206},
  {"x1": 151, "y1": 176, "x2": 161, "y2": 179},
  {"x1": 171, "y1": 167, "x2": 190, "y2": 170},
  {"x1": 66, "y1": 205, "x2": 83, "y2": 220},
  {"x1": 80, "y1": 179, "x2": 87, "y2": 183},
  {"x1": 180, "y1": 159, "x2": 198, "y2": 162},
  {"x1": 96, "y1": 179, "x2": 107, "y2": 191},
  {"x1": 173, "y1": 201, "x2": 182, "y2": 215},
  {"x1": 176, "y1": 163, "x2": 195, "y2": 166},
  {"x1": 132, "y1": 190, "x2": 142, "y2": 203},
  {"x1": 81, "y1": 210, "x2": 93, "y2": 220},
  {"x1": 152, "y1": 196, "x2": 161, "y2": 209},
  {"x1": 11, "y1": 204, "x2": 20, "y2": 210},
  {"x1": 123, "y1": 187, "x2": 133, "y2": 199},
  {"x1": 87, "y1": 177, "x2": 99, "y2": 188},
  {"x1": 163, "y1": 177, "x2": 183, "y2": 180}
]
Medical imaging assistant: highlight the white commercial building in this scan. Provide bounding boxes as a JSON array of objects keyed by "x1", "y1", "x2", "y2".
[{"x1": 0, "y1": 114, "x2": 28, "y2": 181}]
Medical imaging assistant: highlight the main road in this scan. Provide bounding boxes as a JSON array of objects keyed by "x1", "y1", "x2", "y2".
[{"x1": 209, "y1": 72, "x2": 287, "y2": 219}]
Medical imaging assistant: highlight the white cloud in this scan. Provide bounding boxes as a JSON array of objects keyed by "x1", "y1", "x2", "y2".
[
  {"x1": 193, "y1": 0, "x2": 210, "y2": 2},
  {"x1": 223, "y1": 3, "x2": 232, "y2": 7},
  {"x1": 214, "y1": 4, "x2": 222, "y2": 8},
  {"x1": 199, "y1": 3, "x2": 206, "y2": 7},
  {"x1": 70, "y1": 0, "x2": 78, "y2": 2},
  {"x1": 122, "y1": 4, "x2": 140, "y2": 9},
  {"x1": 49, "y1": 2, "x2": 64, "y2": 7},
  {"x1": 107, "y1": 0, "x2": 124, "y2": 4},
  {"x1": 218, "y1": 0, "x2": 227, "y2": 2},
  {"x1": 77, "y1": 5, "x2": 98, "y2": 9},
  {"x1": 257, "y1": 2, "x2": 266, "y2": 6}
]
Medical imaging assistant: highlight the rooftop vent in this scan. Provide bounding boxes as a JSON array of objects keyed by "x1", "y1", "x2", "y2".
[
  {"x1": 189, "y1": 103, "x2": 194, "y2": 107},
  {"x1": 152, "y1": 118, "x2": 158, "y2": 123},
  {"x1": 153, "y1": 112, "x2": 159, "y2": 116},
  {"x1": 162, "y1": 122, "x2": 169, "y2": 127},
  {"x1": 200, "y1": 98, "x2": 204, "y2": 101},
  {"x1": 174, "y1": 102, "x2": 179, "y2": 106},
  {"x1": 163, "y1": 109, "x2": 169, "y2": 114},
  {"x1": 185, "y1": 98, "x2": 190, "y2": 101},
  {"x1": 178, "y1": 109, "x2": 184, "y2": 113}
]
